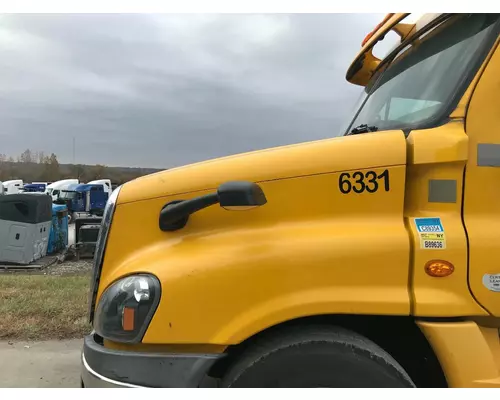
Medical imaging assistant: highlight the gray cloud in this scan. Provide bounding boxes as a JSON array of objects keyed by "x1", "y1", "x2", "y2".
[{"x1": 0, "y1": 13, "x2": 384, "y2": 168}]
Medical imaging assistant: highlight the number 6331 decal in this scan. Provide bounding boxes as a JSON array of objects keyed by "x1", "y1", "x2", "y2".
[{"x1": 339, "y1": 169, "x2": 390, "y2": 194}]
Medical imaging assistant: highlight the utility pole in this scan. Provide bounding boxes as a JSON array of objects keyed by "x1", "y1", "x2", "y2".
[{"x1": 72, "y1": 137, "x2": 75, "y2": 164}]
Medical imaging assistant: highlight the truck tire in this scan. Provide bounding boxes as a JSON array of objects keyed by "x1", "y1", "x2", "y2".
[{"x1": 221, "y1": 325, "x2": 415, "y2": 388}]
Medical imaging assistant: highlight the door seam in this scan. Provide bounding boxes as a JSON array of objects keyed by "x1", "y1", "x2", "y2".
[{"x1": 460, "y1": 164, "x2": 491, "y2": 315}]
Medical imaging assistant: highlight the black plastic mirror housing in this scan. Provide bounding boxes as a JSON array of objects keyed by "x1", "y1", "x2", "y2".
[{"x1": 217, "y1": 181, "x2": 267, "y2": 209}]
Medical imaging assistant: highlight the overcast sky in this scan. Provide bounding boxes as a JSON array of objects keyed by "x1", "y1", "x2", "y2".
[{"x1": 0, "y1": 13, "x2": 384, "y2": 168}]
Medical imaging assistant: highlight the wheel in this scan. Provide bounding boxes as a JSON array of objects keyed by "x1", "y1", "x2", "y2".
[{"x1": 221, "y1": 325, "x2": 415, "y2": 388}]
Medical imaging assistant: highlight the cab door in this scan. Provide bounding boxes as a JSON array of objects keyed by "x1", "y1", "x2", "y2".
[{"x1": 463, "y1": 39, "x2": 500, "y2": 316}]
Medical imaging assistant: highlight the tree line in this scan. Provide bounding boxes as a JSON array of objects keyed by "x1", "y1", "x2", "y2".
[{"x1": 0, "y1": 149, "x2": 162, "y2": 185}]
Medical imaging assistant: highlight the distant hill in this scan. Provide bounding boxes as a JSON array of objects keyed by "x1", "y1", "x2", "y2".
[
  {"x1": 58, "y1": 162, "x2": 164, "y2": 179},
  {"x1": 0, "y1": 160, "x2": 165, "y2": 185},
  {"x1": 0, "y1": 149, "x2": 166, "y2": 184}
]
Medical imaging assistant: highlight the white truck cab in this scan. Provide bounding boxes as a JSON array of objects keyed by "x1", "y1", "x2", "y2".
[
  {"x1": 87, "y1": 179, "x2": 112, "y2": 194},
  {"x1": 45, "y1": 179, "x2": 79, "y2": 201},
  {"x1": 3, "y1": 179, "x2": 24, "y2": 195}
]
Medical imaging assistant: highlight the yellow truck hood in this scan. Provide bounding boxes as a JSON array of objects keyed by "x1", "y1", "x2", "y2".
[{"x1": 118, "y1": 130, "x2": 406, "y2": 204}]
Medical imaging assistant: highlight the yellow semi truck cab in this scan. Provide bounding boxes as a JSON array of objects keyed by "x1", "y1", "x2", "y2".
[{"x1": 81, "y1": 13, "x2": 500, "y2": 388}]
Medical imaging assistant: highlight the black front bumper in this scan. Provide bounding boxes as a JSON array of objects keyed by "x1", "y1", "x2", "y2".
[{"x1": 81, "y1": 334, "x2": 224, "y2": 388}]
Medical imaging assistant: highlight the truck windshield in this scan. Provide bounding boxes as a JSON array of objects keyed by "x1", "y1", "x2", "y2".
[
  {"x1": 60, "y1": 190, "x2": 77, "y2": 200},
  {"x1": 345, "y1": 14, "x2": 500, "y2": 135}
]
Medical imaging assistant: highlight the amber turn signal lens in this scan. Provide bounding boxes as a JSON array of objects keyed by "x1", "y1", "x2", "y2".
[
  {"x1": 425, "y1": 260, "x2": 454, "y2": 277},
  {"x1": 122, "y1": 307, "x2": 135, "y2": 331}
]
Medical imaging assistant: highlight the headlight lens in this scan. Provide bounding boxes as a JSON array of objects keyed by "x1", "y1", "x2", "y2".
[{"x1": 94, "y1": 274, "x2": 161, "y2": 343}]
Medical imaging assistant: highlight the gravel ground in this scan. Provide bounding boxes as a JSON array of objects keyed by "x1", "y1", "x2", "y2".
[
  {"x1": 0, "y1": 259, "x2": 92, "y2": 276},
  {"x1": 45, "y1": 260, "x2": 92, "y2": 276}
]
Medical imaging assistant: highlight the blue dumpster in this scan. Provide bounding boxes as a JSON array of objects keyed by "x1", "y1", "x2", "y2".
[{"x1": 48, "y1": 203, "x2": 68, "y2": 254}]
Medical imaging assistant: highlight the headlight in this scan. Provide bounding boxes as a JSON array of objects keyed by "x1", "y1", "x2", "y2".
[
  {"x1": 88, "y1": 185, "x2": 122, "y2": 323},
  {"x1": 94, "y1": 274, "x2": 161, "y2": 343}
]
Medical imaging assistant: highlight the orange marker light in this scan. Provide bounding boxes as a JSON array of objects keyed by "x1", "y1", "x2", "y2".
[
  {"x1": 122, "y1": 307, "x2": 135, "y2": 331},
  {"x1": 361, "y1": 13, "x2": 394, "y2": 46},
  {"x1": 425, "y1": 260, "x2": 454, "y2": 278}
]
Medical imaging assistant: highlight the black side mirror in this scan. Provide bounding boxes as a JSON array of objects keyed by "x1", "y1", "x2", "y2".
[
  {"x1": 159, "y1": 181, "x2": 267, "y2": 232},
  {"x1": 217, "y1": 181, "x2": 267, "y2": 210}
]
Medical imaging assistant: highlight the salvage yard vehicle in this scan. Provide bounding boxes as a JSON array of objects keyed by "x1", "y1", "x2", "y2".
[
  {"x1": 57, "y1": 184, "x2": 108, "y2": 222},
  {"x1": 45, "y1": 179, "x2": 79, "y2": 202},
  {"x1": 87, "y1": 179, "x2": 113, "y2": 195},
  {"x1": 82, "y1": 13, "x2": 500, "y2": 388},
  {"x1": 2, "y1": 179, "x2": 23, "y2": 195},
  {"x1": 23, "y1": 183, "x2": 47, "y2": 193}
]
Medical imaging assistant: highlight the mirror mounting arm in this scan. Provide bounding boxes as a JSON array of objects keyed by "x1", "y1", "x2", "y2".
[
  {"x1": 159, "y1": 193, "x2": 218, "y2": 231},
  {"x1": 158, "y1": 181, "x2": 267, "y2": 232}
]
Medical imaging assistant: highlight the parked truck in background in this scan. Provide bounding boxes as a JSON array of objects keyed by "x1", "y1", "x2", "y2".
[
  {"x1": 82, "y1": 13, "x2": 500, "y2": 388},
  {"x1": 22, "y1": 183, "x2": 47, "y2": 193},
  {"x1": 87, "y1": 179, "x2": 112, "y2": 195},
  {"x1": 57, "y1": 183, "x2": 108, "y2": 222},
  {"x1": 45, "y1": 179, "x2": 79, "y2": 202},
  {"x1": 2, "y1": 179, "x2": 24, "y2": 195}
]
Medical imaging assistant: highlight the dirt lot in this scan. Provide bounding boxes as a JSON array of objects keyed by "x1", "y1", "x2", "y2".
[{"x1": 0, "y1": 339, "x2": 83, "y2": 387}]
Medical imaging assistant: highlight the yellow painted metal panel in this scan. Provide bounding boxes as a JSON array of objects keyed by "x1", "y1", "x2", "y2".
[
  {"x1": 418, "y1": 321, "x2": 500, "y2": 387},
  {"x1": 405, "y1": 123, "x2": 487, "y2": 316},
  {"x1": 463, "y1": 42, "x2": 500, "y2": 316},
  {"x1": 98, "y1": 131, "x2": 411, "y2": 344}
]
